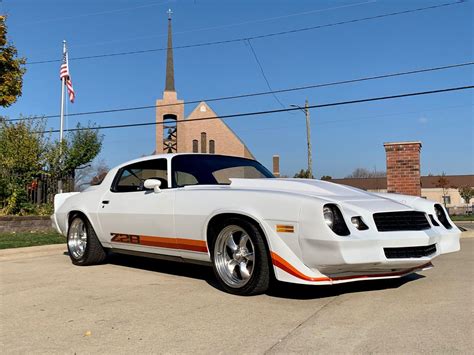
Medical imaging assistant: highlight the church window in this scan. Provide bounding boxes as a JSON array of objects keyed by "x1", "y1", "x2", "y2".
[
  {"x1": 201, "y1": 132, "x2": 207, "y2": 153},
  {"x1": 192, "y1": 140, "x2": 198, "y2": 153},
  {"x1": 209, "y1": 140, "x2": 215, "y2": 154}
]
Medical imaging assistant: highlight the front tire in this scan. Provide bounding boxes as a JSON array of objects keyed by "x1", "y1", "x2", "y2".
[
  {"x1": 210, "y1": 218, "x2": 270, "y2": 296},
  {"x1": 67, "y1": 215, "x2": 107, "y2": 266}
]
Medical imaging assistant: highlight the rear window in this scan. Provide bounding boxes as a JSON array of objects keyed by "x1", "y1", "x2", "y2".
[{"x1": 172, "y1": 155, "x2": 273, "y2": 187}]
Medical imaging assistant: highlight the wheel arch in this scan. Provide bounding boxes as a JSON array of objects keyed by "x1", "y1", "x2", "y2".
[
  {"x1": 67, "y1": 209, "x2": 94, "y2": 234},
  {"x1": 205, "y1": 212, "x2": 273, "y2": 265}
]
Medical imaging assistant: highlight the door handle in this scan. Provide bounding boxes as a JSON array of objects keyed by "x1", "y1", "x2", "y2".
[{"x1": 102, "y1": 200, "x2": 110, "y2": 204}]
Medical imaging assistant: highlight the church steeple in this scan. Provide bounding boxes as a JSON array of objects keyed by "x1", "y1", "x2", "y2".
[{"x1": 165, "y1": 9, "x2": 175, "y2": 92}]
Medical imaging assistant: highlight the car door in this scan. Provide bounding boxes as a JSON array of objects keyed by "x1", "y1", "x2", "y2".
[{"x1": 97, "y1": 158, "x2": 178, "y2": 256}]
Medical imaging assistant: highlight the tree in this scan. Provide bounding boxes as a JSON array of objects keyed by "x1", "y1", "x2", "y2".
[
  {"x1": 0, "y1": 117, "x2": 48, "y2": 214},
  {"x1": 0, "y1": 16, "x2": 27, "y2": 107},
  {"x1": 458, "y1": 186, "x2": 474, "y2": 212},
  {"x1": 435, "y1": 173, "x2": 451, "y2": 208},
  {"x1": 45, "y1": 123, "x2": 103, "y2": 181},
  {"x1": 75, "y1": 159, "x2": 109, "y2": 191},
  {"x1": 294, "y1": 169, "x2": 313, "y2": 179},
  {"x1": 0, "y1": 118, "x2": 103, "y2": 214},
  {"x1": 345, "y1": 168, "x2": 386, "y2": 178},
  {"x1": 320, "y1": 175, "x2": 332, "y2": 181}
]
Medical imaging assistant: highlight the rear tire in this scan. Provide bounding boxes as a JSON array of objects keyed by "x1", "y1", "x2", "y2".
[
  {"x1": 67, "y1": 215, "x2": 107, "y2": 266},
  {"x1": 210, "y1": 218, "x2": 270, "y2": 296}
]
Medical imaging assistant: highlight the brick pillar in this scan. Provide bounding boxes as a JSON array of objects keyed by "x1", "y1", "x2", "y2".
[
  {"x1": 273, "y1": 155, "x2": 280, "y2": 178},
  {"x1": 384, "y1": 141, "x2": 422, "y2": 196}
]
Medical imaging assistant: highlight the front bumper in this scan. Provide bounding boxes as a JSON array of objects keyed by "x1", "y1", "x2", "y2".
[{"x1": 300, "y1": 228, "x2": 460, "y2": 277}]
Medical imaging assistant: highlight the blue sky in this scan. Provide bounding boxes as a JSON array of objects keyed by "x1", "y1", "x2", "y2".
[{"x1": 1, "y1": 0, "x2": 473, "y2": 177}]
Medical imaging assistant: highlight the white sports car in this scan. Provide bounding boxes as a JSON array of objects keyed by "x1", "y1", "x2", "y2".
[{"x1": 52, "y1": 154, "x2": 460, "y2": 295}]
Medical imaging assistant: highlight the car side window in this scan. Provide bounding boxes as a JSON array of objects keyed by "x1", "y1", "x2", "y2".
[
  {"x1": 113, "y1": 159, "x2": 168, "y2": 192},
  {"x1": 174, "y1": 171, "x2": 199, "y2": 187}
]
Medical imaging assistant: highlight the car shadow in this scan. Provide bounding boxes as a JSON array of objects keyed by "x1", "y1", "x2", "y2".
[
  {"x1": 266, "y1": 273, "x2": 425, "y2": 300},
  {"x1": 105, "y1": 252, "x2": 221, "y2": 288},
  {"x1": 64, "y1": 251, "x2": 425, "y2": 299}
]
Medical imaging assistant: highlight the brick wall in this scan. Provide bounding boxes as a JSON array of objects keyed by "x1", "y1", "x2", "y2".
[
  {"x1": 384, "y1": 141, "x2": 422, "y2": 196},
  {"x1": 155, "y1": 90, "x2": 184, "y2": 153},
  {"x1": 0, "y1": 216, "x2": 53, "y2": 233}
]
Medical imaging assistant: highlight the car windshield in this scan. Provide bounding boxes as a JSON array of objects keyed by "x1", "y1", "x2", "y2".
[{"x1": 172, "y1": 155, "x2": 274, "y2": 187}]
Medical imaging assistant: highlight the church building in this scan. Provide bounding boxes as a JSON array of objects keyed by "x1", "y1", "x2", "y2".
[{"x1": 155, "y1": 12, "x2": 254, "y2": 159}]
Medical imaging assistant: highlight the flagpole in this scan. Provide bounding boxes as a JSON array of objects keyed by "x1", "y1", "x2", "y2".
[{"x1": 58, "y1": 40, "x2": 66, "y2": 193}]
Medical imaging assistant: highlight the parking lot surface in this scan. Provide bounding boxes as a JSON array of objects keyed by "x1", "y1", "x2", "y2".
[{"x1": 1, "y1": 238, "x2": 473, "y2": 354}]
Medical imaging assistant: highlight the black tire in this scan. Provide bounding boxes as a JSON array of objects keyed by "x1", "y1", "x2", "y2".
[
  {"x1": 210, "y1": 217, "x2": 271, "y2": 296},
  {"x1": 67, "y1": 214, "x2": 107, "y2": 266}
]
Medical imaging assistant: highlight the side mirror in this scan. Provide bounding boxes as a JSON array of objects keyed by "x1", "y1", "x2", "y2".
[{"x1": 144, "y1": 179, "x2": 162, "y2": 193}]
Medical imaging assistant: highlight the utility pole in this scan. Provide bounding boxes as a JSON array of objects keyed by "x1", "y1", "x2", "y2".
[
  {"x1": 304, "y1": 99, "x2": 313, "y2": 178},
  {"x1": 290, "y1": 100, "x2": 313, "y2": 178}
]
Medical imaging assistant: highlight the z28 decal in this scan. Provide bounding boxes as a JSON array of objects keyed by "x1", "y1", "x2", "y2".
[{"x1": 110, "y1": 233, "x2": 208, "y2": 253}]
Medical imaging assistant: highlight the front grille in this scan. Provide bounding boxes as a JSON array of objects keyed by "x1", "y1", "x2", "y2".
[
  {"x1": 384, "y1": 244, "x2": 437, "y2": 259},
  {"x1": 373, "y1": 211, "x2": 430, "y2": 232}
]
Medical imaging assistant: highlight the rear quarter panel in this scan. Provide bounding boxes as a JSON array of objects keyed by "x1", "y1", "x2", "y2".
[{"x1": 56, "y1": 188, "x2": 104, "y2": 241}]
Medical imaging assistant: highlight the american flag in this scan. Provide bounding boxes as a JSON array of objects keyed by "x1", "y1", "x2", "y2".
[{"x1": 59, "y1": 51, "x2": 75, "y2": 103}]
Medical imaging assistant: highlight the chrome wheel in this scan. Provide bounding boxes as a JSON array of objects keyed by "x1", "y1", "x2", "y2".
[
  {"x1": 68, "y1": 218, "x2": 87, "y2": 259},
  {"x1": 214, "y1": 225, "x2": 255, "y2": 288}
]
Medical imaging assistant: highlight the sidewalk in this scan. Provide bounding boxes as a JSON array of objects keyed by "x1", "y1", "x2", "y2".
[{"x1": 0, "y1": 243, "x2": 66, "y2": 261}]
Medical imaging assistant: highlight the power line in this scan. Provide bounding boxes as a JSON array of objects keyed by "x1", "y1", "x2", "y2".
[
  {"x1": 8, "y1": 61, "x2": 474, "y2": 122},
  {"x1": 25, "y1": 0, "x2": 466, "y2": 65},
  {"x1": 70, "y1": 1, "x2": 375, "y2": 50},
  {"x1": 246, "y1": 39, "x2": 287, "y2": 109},
  {"x1": 37, "y1": 85, "x2": 474, "y2": 134},
  {"x1": 16, "y1": 0, "x2": 172, "y2": 26}
]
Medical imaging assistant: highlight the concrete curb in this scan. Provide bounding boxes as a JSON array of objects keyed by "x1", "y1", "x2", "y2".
[
  {"x1": 460, "y1": 230, "x2": 474, "y2": 238},
  {"x1": 0, "y1": 243, "x2": 66, "y2": 261}
]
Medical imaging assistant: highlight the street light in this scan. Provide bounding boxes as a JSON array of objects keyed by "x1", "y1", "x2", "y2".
[{"x1": 290, "y1": 99, "x2": 313, "y2": 178}]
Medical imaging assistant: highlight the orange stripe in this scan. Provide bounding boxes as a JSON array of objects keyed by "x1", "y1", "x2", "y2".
[
  {"x1": 111, "y1": 233, "x2": 208, "y2": 253},
  {"x1": 276, "y1": 225, "x2": 295, "y2": 233},
  {"x1": 271, "y1": 252, "x2": 330, "y2": 281},
  {"x1": 271, "y1": 251, "x2": 432, "y2": 282}
]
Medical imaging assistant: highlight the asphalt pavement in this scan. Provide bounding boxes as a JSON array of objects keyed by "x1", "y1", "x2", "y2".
[{"x1": 1, "y1": 236, "x2": 473, "y2": 354}]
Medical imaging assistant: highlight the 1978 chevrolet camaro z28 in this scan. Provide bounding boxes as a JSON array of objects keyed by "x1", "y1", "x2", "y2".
[{"x1": 52, "y1": 154, "x2": 460, "y2": 295}]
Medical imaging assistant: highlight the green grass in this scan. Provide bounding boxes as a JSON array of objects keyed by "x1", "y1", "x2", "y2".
[
  {"x1": 450, "y1": 215, "x2": 474, "y2": 221},
  {"x1": 0, "y1": 231, "x2": 65, "y2": 250}
]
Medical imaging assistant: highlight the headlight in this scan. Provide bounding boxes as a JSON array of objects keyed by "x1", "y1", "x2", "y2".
[
  {"x1": 351, "y1": 216, "x2": 369, "y2": 230},
  {"x1": 323, "y1": 204, "x2": 350, "y2": 236},
  {"x1": 434, "y1": 204, "x2": 452, "y2": 229},
  {"x1": 323, "y1": 206, "x2": 334, "y2": 228}
]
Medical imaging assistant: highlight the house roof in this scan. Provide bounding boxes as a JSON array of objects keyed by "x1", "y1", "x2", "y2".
[
  {"x1": 330, "y1": 175, "x2": 474, "y2": 190},
  {"x1": 419, "y1": 175, "x2": 474, "y2": 188},
  {"x1": 330, "y1": 177, "x2": 388, "y2": 190}
]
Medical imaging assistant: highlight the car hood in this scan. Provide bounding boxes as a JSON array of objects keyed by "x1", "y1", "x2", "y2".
[{"x1": 229, "y1": 178, "x2": 414, "y2": 212}]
